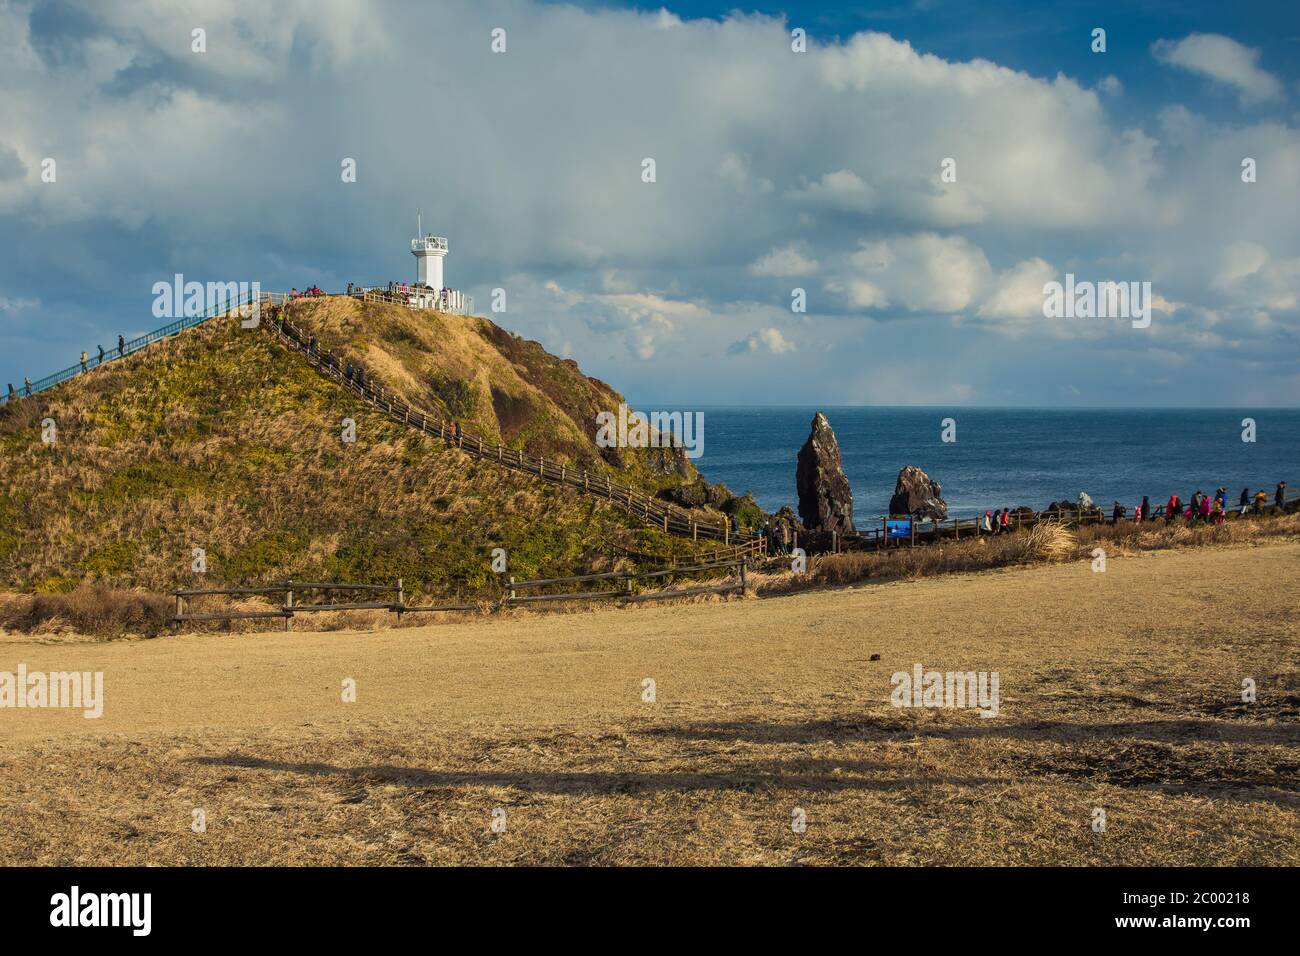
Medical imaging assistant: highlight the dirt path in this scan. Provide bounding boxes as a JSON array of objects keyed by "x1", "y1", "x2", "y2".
[{"x1": 2, "y1": 542, "x2": 1297, "y2": 865}]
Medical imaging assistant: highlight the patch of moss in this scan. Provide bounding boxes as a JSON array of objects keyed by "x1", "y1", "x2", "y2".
[
  {"x1": 34, "y1": 576, "x2": 79, "y2": 593},
  {"x1": 82, "y1": 540, "x2": 139, "y2": 577}
]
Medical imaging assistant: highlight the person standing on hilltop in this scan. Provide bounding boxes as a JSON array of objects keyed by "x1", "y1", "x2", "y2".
[
  {"x1": 1140, "y1": 496, "x2": 1150, "y2": 523},
  {"x1": 1165, "y1": 493, "x2": 1180, "y2": 523},
  {"x1": 97, "y1": 344, "x2": 104, "y2": 364},
  {"x1": 999, "y1": 508, "x2": 1011, "y2": 534},
  {"x1": 1253, "y1": 489, "x2": 1267, "y2": 514},
  {"x1": 1239, "y1": 487, "x2": 1250, "y2": 514},
  {"x1": 23, "y1": 377, "x2": 32, "y2": 396},
  {"x1": 79, "y1": 350, "x2": 87, "y2": 371},
  {"x1": 1276, "y1": 481, "x2": 1287, "y2": 510}
]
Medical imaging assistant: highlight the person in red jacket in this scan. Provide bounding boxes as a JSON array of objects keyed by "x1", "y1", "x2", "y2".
[{"x1": 1165, "y1": 493, "x2": 1180, "y2": 523}]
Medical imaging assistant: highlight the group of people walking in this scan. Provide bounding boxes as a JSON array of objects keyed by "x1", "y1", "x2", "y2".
[
  {"x1": 1153, "y1": 483, "x2": 1288, "y2": 523},
  {"x1": 980, "y1": 509, "x2": 1014, "y2": 533}
]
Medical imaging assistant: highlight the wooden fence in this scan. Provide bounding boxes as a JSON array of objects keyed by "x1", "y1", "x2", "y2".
[{"x1": 172, "y1": 560, "x2": 747, "y2": 628}]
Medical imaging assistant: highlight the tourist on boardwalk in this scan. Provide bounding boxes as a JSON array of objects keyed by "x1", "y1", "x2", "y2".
[
  {"x1": 79, "y1": 351, "x2": 87, "y2": 372},
  {"x1": 980, "y1": 511, "x2": 993, "y2": 533},
  {"x1": 453, "y1": 420, "x2": 462, "y2": 446},
  {"x1": 23, "y1": 377, "x2": 32, "y2": 396},
  {"x1": 1212, "y1": 495, "x2": 1225, "y2": 525},
  {"x1": 1276, "y1": 481, "x2": 1287, "y2": 510},
  {"x1": 1253, "y1": 489, "x2": 1267, "y2": 514},
  {"x1": 118, "y1": 334, "x2": 125, "y2": 356},
  {"x1": 999, "y1": 508, "x2": 1011, "y2": 534},
  {"x1": 1165, "y1": 493, "x2": 1181, "y2": 523},
  {"x1": 97, "y1": 345, "x2": 104, "y2": 364},
  {"x1": 1139, "y1": 496, "x2": 1150, "y2": 523},
  {"x1": 1239, "y1": 488, "x2": 1250, "y2": 513}
]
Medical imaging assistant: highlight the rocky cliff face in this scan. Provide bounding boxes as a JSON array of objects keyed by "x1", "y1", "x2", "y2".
[
  {"x1": 795, "y1": 412, "x2": 855, "y2": 534},
  {"x1": 888, "y1": 465, "x2": 947, "y2": 519}
]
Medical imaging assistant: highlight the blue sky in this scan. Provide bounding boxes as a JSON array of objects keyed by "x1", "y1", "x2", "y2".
[{"x1": 1, "y1": 0, "x2": 1298, "y2": 406}]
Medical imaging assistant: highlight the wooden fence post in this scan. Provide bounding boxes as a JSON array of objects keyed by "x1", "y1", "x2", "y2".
[{"x1": 284, "y1": 587, "x2": 294, "y2": 632}]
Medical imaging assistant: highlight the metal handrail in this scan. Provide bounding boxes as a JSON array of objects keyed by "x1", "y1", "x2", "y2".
[{"x1": 2, "y1": 292, "x2": 254, "y2": 405}]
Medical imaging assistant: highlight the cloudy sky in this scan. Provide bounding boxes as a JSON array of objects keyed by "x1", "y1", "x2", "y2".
[{"x1": 1, "y1": 0, "x2": 1298, "y2": 406}]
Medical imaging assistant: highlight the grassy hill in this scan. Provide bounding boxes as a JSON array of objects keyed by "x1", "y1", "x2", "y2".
[
  {"x1": 284, "y1": 296, "x2": 695, "y2": 491},
  {"x1": 0, "y1": 301, "x2": 726, "y2": 601}
]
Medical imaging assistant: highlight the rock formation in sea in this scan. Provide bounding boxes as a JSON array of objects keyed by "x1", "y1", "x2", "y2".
[
  {"x1": 888, "y1": 465, "x2": 948, "y2": 519},
  {"x1": 795, "y1": 412, "x2": 855, "y2": 534}
]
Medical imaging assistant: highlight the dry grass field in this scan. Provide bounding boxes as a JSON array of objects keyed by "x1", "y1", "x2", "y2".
[{"x1": 1, "y1": 539, "x2": 1297, "y2": 866}]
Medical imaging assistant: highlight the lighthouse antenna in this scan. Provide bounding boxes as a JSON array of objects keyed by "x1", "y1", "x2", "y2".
[{"x1": 417, "y1": 210, "x2": 422, "y2": 241}]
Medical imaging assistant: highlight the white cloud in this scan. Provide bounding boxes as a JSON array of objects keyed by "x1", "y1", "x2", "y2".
[
  {"x1": 786, "y1": 169, "x2": 877, "y2": 213},
  {"x1": 844, "y1": 234, "x2": 991, "y2": 313},
  {"x1": 977, "y1": 257, "x2": 1057, "y2": 322},
  {"x1": 749, "y1": 244, "x2": 819, "y2": 277},
  {"x1": 1152, "y1": 34, "x2": 1284, "y2": 105},
  {"x1": 729, "y1": 327, "x2": 796, "y2": 355}
]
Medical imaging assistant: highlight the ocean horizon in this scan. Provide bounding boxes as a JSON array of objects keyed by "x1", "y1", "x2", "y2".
[{"x1": 629, "y1": 405, "x2": 1300, "y2": 519}]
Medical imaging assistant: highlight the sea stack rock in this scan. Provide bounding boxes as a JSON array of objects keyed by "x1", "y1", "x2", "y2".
[
  {"x1": 796, "y1": 412, "x2": 855, "y2": 534},
  {"x1": 888, "y1": 465, "x2": 948, "y2": 519}
]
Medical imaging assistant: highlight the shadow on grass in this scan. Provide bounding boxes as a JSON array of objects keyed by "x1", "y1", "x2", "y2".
[
  {"x1": 193, "y1": 753, "x2": 999, "y2": 794},
  {"x1": 639, "y1": 715, "x2": 1300, "y2": 747}
]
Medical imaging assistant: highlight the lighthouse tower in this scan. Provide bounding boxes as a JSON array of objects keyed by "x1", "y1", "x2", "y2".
[{"x1": 411, "y1": 212, "x2": 448, "y2": 291}]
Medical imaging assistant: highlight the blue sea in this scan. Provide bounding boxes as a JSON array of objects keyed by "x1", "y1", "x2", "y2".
[{"x1": 649, "y1": 407, "x2": 1299, "y2": 519}]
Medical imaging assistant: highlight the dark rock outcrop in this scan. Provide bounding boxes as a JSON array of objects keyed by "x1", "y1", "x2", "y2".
[
  {"x1": 888, "y1": 465, "x2": 947, "y2": 519},
  {"x1": 1046, "y1": 494, "x2": 1101, "y2": 517},
  {"x1": 658, "y1": 476, "x2": 734, "y2": 510},
  {"x1": 768, "y1": 505, "x2": 804, "y2": 551},
  {"x1": 796, "y1": 412, "x2": 855, "y2": 534}
]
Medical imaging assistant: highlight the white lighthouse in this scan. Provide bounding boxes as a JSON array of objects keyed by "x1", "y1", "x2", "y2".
[
  {"x1": 411, "y1": 212, "x2": 448, "y2": 291},
  {"x1": 400, "y1": 212, "x2": 471, "y2": 314}
]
